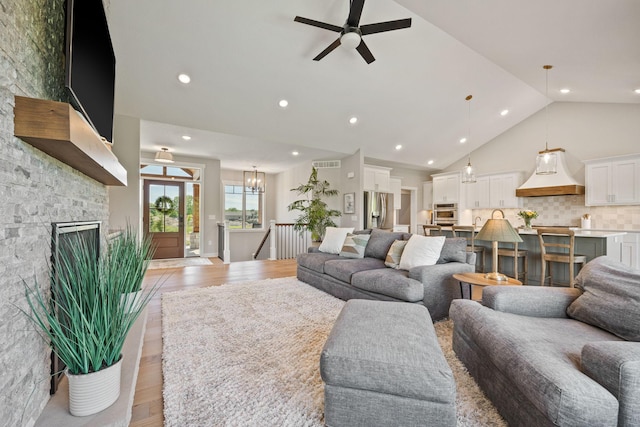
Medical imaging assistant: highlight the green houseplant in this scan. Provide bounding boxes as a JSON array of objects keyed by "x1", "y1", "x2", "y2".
[
  {"x1": 22, "y1": 227, "x2": 161, "y2": 416},
  {"x1": 288, "y1": 167, "x2": 342, "y2": 241}
]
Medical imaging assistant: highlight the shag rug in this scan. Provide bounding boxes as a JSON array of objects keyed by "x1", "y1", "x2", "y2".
[
  {"x1": 148, "y1": 257, "x2": 213, "y2": 269},
  {"x1": 162, "y1": 277, "x2": 506, "y2": 426}
]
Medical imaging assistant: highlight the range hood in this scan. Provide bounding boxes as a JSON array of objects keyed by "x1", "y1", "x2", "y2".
[{"x1": 516, "y1": 149, "x2": 585, "y2": 197}]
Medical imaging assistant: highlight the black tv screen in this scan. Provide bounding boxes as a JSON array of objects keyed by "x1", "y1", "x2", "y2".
[{"x1": 65, "y1": 0, "x2": 116, "y2": 143}]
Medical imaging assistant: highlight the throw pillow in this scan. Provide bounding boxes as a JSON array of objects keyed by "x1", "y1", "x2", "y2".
[
  {"x1": 567, "y1": 256, "x2": 640, "y2": 342},
  {"x1": 318, "y1": 227, "x2": 354, "y2": 254},
  {"x1": 364, "y1": 229, "x2": 407, "y2": 260},
  {"x1": 398, "y1": 235, "x2": 446, "y2": 270},
  {"x1": 384, "y1": 239, "x2": 408, "y2": 269},
  {"x1": 340, "y1": 233, "x2": 371, "y2": 259},
  {"x1": 437, "y1": 238, "x2": 468, "y2": 264}
]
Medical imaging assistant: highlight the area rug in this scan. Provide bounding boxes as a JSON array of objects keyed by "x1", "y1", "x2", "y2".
[
  {"x1": 148, "y1": 257, "x2": 213, "y2": 269},
  {"x1": 162, "y1": 277, "x2": 506, "y2": 426}
]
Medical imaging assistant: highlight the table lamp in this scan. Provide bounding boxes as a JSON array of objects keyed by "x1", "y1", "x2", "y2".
[{"x1": 475, "y1": 209, "x2": 523, "y2": 281}]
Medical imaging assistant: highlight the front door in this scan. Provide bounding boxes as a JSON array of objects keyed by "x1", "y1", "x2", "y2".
[{"x1": 144, "y1": 180, "x2": 185, "y2": 259}]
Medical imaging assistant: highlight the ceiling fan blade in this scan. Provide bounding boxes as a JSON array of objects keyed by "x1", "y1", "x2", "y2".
[
  {"x1": 355, "y1": 39, "x2": 375, "y2": 64},
  {"x1": 313, "y1": 38, "x2": 342, "y2": 61},
  {"x1": 347, "y1": 0, "x2": 366, "y2": 27},
  {"x1": 294, "y1": 16, "x2": 342, "y2": 32},
  {"x1": 360, "y1": 18, "x2": 412, "y2": 35}
]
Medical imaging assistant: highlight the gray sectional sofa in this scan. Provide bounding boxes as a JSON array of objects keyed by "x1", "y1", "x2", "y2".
[
  {"x1": 297, "y1": 229, "x2": 475, "y2": 321},
  {"x1": 450, "y1": 256, "x2": 640, "y2": 427}
]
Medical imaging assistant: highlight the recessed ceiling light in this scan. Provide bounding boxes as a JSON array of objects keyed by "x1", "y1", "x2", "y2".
[
  {"x1": 459, "y1": 137, "x2": 467, "y2": 144},
  {"x1": 292, "y1": 151, "x2": 299, "y2": 156},
  {"x1": 560, "y1": 88, "x2": 571, "y2": 94},
  {"x1": 500, "y1": 109, "x2": 509, "y2": 116},
  {"x1": 635, "y1": 89, "x2": 640, "y2": 94},
  {"x1": 427, "y1": 160, "x2": 434, "y2": 165},
  {"x1": 178, "y1": 73, "x2": 191, "y2": 84},
  {"x1": 182, "y1": 135, "x2": 191, "y2": 141},
  {"x1": 349, "y1": 116, "x2": 358, "y2": 125},
  {"x1": 395, "y1": 144, "x2": 402, "y2": 150},
  {"x1": 279, "y1": 99, "x2": 289, "y2": 108}
]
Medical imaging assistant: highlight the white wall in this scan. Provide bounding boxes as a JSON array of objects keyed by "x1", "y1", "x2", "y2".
[
  {"x1": 442, "y1": 102, "x2": 640, "y2": 179},
  {"x1": 109, "y1": 114, "x2": 141, "y2": 232},
  {"x1": 339, "y1": 150, "x2": 363, "y2": 230}
]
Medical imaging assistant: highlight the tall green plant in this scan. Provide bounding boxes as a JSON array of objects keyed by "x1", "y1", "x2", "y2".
[
  {"x1": 22, "y1": 227, "x2": 162, "y2": 375},
  {"x1": 288, "y1": 167, "x2": 341, "y2": 241}
]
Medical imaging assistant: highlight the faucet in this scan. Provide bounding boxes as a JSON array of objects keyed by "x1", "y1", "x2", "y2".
[{"x1": 473, "y1": 216, "x2": 482, "y2": 229}]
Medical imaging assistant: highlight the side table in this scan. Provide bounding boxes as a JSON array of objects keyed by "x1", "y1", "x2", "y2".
[{"x1": 453, "y1": 272, "x2": 522, "y2": 300}]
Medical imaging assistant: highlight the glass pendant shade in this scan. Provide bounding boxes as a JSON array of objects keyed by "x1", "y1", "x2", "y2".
[
  {"x1": 535, "y1": 149, "x2": 558, "y2": 175},
  {"x1": 243, "y1": 167, "x2": 266, "y2": 193},
  {"x1": 461, "y1": 94, "x2": 476, "y2": 183}
]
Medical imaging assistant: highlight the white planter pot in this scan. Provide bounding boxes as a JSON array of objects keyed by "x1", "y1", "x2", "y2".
[
  {"x1": 121, "y1": 290, "x2": 142, "y2": 314},
  {"x1": 67, "y1": 357, "x2": 122, "y2": 416}
]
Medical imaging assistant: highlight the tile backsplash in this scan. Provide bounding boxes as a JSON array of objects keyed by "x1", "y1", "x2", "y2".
[{"x1": 472, "y1": 195, "x2": 640, "y2": 230}]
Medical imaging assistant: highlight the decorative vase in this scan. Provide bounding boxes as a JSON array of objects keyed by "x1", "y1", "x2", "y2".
[
  {"x1": 524, "y1": 218, "x2": 532, "y2": 229},
  {"x1": 67, "y1": 357, "x2": 122, "y2": 416}
]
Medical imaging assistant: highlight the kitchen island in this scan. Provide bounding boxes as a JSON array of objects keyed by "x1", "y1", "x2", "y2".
[{"x1": 442, "y1": 226, "x2": 626, "y2": 286}]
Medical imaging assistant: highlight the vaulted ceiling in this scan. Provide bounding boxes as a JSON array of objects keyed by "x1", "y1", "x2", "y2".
[{"x1": 108, "y1": 0, "x2": 640, "y2": 173}]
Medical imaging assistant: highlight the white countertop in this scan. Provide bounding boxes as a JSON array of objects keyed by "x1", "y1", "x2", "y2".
[{"x1": 437, "y1": 225, "x2": 627, "y2": 238}]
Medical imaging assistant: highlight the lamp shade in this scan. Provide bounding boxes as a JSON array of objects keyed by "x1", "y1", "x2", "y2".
[
  {"x1": 476, "y1": 218, "x2": 523, "y2": 244},
  {"x1": 155, "y1": 148, "x2": 174, "y2": 163}
]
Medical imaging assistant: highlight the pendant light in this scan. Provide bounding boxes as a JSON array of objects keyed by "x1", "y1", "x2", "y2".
[
  {"x1": 461, "y1": 94, "x2": 476, "y2": 183},
  {"x1": 536, "y1": 65, "x2": 558, "y2": 175},
  {"x1": 155, "y1": 147, "x2": 174, "y2": 163},
  {"x1": 243, "y1": 166, "x2": 266, "y2": 194}
]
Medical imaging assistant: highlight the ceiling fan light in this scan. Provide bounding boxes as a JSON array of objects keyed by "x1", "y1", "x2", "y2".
[{"x1": 340, "y1": 32, "x2": 361, "y2": 50}]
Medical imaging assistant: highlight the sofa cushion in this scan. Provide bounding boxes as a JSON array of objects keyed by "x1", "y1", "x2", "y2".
[
  {"x1": 364, "y1": 229, "x2": 407, "y2": 260},
  {"x1": 318, "y1": 227, "x2": 354, "y2": 254},
  {"x1": 297, "y1": 252, "x2": 343, "y2": 274},
  {"x1": 399, "y1": 235, "x2": 445, "y2": 270},
  {"x1": 351, "y1": 268, "x2": 424, "y2": 302},
  {"x1": 384, "y1": 239, "x2": 408, "y2": 269},
  {"x1": 339, "y1": 233, "x2": 371, "y2": 259},
  {"x1": 324, "y1": 258, "x2": 386, "y2": 284},
  {"x1": 436, "y1": 237, "x2": 468, "y2": 264},
  {"x1": 567, "y1": 256, "x2": 640, "y2": 342}
]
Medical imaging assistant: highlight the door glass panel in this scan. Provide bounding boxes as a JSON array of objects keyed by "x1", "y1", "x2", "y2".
[{"x1": 148, "y1": 184, "x2": 180, "y2": 233}]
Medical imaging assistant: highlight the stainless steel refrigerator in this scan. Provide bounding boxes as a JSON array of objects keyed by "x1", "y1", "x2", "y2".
[{"x1": 363, "y1": 191, "x2": 393, "y2": 229}]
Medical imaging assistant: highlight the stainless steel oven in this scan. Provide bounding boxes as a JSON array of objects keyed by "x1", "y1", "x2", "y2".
[{"x1": 434, "y1": 203, "x2": 458, "y2": 225}]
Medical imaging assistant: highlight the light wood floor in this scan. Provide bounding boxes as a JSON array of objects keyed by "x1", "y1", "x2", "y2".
[{"x1": 129, "y1": 258, "x2": 298, "y2": 427}]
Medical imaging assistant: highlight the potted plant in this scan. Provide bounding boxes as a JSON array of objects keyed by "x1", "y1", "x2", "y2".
[
  {"x1": 517, "y1": 210, "x2": 538, "y2": 229},
  {"x1": 22, "y1": 227, "x2": 161, "y2": 416},
  {"x1": 288, "y1": 167, "x2": 342, "y2": 241}
]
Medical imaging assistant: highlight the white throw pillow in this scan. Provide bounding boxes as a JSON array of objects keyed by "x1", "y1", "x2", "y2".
[
  {"x1": 399, "y1": 234, "x2": 446, "y2": 270},
  {"x1": 318, "y1": 227, "x2": 355, "y2": 254}
]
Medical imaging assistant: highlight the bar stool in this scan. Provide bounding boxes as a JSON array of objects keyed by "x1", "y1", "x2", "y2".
[
  {"x1": 422, "y1": 225, "x2": 443, "y2": 236},
  {"x1": 452, "y1": 225, "x2": 485, "y2": 273},
  {"x1": 537, "y1": 227, "x2": 587, "y2": 288},
  {"x1": 497, "y1": 242, "x2": 528, "y2": 284}
]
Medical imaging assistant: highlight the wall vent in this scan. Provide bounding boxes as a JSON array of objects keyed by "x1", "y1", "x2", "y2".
[{"x1": 312, "y1": 160, "x2": 341, "y2": 169}]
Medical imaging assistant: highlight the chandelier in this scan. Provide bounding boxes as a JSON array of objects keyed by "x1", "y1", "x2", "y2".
[
  {"x1": 536, "y1": 65, "x2": 558, "y2": 175},
  {"x1": 243, "y1": 166, "x2": 265, "y2": 194}
]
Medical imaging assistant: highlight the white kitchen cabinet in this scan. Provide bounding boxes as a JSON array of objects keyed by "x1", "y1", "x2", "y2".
[
  {"x1": 423, "y1": 181, "x2": 433, "y2": 210},
  {"x1": 465, "y1": 176, "x2": 490, "y2": 209},
  {"x1": 489, "y1": 173, "x2": 522, "y2": 208},
  {"x1": 363, "y1": 165, "x2": 391, "y2": 192},
  {"x1": 390, "y1": 177, "x2": 402, "y2": 210},
  {"x1": 621, "y1": 232, "x2": 640, "y2": 269},
  {"x1": 432, "y1": 172, "x2": 460, "y2": 204},
  {"x1": 585, "y1": 155, "x2": 640, "y2": 206}
]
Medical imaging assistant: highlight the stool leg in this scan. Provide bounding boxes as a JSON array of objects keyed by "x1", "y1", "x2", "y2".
[
  {"x1": 513, "y1": 255, "x2": 518, "y2": 282},
  {"x1": 523, "y1": 254, "x2": 528, "y2": 285},
  {"x1": 540, "y1": 259, "x2": 546, "y2": 286}
]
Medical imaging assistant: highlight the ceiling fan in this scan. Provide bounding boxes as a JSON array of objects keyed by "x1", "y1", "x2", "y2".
[{"x1": 294, "y1": 0, "x2": 412, "y2": 64}]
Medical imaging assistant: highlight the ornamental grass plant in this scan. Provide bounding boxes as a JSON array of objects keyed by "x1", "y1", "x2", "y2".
[{"x1": 23, "y1": 227, "x2": 162, "y2": 375}]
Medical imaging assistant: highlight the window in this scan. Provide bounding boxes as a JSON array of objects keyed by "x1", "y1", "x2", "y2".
[{"x1": 224, "y1": 184, "x2": 264, "y2": 229}]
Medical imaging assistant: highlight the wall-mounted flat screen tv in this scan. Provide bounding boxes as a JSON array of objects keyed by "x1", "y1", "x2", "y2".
[{"x1": 65, "y1": 0, "x2": 116, "y2": 143}]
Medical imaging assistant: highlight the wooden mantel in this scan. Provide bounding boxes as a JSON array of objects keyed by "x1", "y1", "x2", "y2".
[{"x1": 13, "y1": 96, "x2": 127, "y2": 186}]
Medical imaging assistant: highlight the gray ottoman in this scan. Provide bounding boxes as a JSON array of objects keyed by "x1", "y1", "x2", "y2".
[{"x1": 320, "y1": 299, "x2": 456, "y2": 427}]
